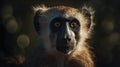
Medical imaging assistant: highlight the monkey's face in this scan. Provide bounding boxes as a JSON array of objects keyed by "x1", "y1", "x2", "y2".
[
  {"x1": 50, "y1": 17, "x2": 80, "y2": 54},
  {"x1": 34, "y1": 5, "x2": 93, "y2": 54}
]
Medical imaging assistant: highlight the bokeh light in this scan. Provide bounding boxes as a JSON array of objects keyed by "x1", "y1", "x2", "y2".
[
  {"x1": 17, "y1": 34, "x2": 30, "y2": 48},
  {"x1": 108, "y1": 32, "x2": 120, "y2": 44},
  {"x1": 1, "y1": 4, "x2": 13, "y2": 21},
  {"x1": 101, "y1": 19, "x2": 114, "y2": 33},
  {"x1": 5, "y1": 18, "x2": 18, "y2": 33}
]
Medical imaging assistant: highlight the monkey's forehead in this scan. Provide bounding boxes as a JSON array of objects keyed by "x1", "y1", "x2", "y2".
[
  {"x1": 45, "y1": 6, "x2": 80, "y2": 15},
  {"x1": 53, "y1": 6, "x2": 78, "y2": 13},
  {"x1": 35, "y1": 5, "x2": 86, "y2": 24},
  {"x1": 35, "y1": 5, "x2": 82, "y2": 17},
  {"x1": 34, "y1": 5, "x2": 78, "y2": 13},
  {"x1": 44, "y1": 11, "x2": 84, "y2": 24},
  {"x1": 35, "y1": 5, "x2": 85, "y2": 17}
]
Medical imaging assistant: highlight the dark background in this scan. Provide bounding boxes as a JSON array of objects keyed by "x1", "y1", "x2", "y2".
[{"x1": 0, "y1": 0, "x2": 120, "y2": 67}]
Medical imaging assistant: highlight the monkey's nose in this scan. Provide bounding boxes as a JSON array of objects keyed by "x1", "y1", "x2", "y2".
[
  {"x1": 63, "y1": 34, "x2": 71, "y2": 42},
  {"x1": 63, "y1": 36, "x2": 71, "y2": 42}
]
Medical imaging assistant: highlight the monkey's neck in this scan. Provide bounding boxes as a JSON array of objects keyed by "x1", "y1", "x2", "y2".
[
  {"x1": 46, "y1": 45, "x2": 94, "y2": 67},
  {"x1": 55, "y1": 48, "x2": 93, "y2": 67}
]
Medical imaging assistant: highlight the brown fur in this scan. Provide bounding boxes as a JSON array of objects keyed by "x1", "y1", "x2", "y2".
[{"x1": 25, "y1": 5, "x2": 95, "y2": 67}]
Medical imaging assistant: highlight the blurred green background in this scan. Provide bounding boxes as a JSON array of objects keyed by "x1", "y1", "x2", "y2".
[{"x1": 0, "y1": 0, "x2": 120, "y2": 67}]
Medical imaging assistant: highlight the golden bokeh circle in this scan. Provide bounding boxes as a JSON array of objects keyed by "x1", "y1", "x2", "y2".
[
  {"x1": 17, "y1": 34, "x2": 30, "y2": 48},
  {"x1": 1, "y1": 4, "x2": 13, "y2": 21},
  {"x1": 6, "y1": 18, "x2": 18, "y2": 33},
  {"x1": 101, "y1": 19, "x2": 114, "y2": 33}
]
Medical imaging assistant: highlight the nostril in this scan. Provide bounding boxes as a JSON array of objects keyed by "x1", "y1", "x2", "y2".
[
  {"x1": 67, "y1": 37, "x2": 71, "y2": 41},
  {"x1": 63, "y1": 37, "x2": 71, "y2": 41}
]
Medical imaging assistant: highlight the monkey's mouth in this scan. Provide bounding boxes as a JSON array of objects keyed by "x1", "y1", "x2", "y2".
[
  {"x1": 56, "y1": 39, "x2": 75, "y2": 54},
  {"x1": 56, "y1": 44, "x2": 74, "y2": 54}
]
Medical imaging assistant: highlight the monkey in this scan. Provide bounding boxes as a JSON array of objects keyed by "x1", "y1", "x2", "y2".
[{"x1": 24, "y1": 5, "x2": 95, "y2": 67}]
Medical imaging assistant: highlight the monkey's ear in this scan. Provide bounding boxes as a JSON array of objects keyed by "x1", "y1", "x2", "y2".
[
  {"x1": 81, "y1": 6, "x2": 94, "y2": 18},
  {"x1": 33, "y1": 5, "x2": 49, "y2": 35},
  {"x1": 81, "y1": 6, "x2": 95, "y2": 29},
  {"x1": 33, "y1": 11, "x2": 41, "y2": 35}
]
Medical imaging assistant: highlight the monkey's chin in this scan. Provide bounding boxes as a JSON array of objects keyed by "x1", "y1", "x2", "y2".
[
  {"x1": 67, "y1": 51, "x2": 72, "y2": 55},
  {"x1": 57, "y1": 49, "x2": 73, "y2": 55}
]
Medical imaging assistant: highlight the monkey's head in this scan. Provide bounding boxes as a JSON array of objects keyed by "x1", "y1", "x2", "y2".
[{"x1": 33, "y1": 5, "x2": 94, "y2": 54}]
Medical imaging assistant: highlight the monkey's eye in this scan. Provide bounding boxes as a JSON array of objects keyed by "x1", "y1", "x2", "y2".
[
  {"x1": 69, "y1": 19, "x2": 80, "y2": 30},
  {"x1": 54, "y1": 22, "x2": 61, "y2": 28},
  {"x1": 70, "y1": 22, "x2": 77, "y2": 28}
]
